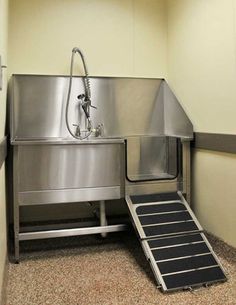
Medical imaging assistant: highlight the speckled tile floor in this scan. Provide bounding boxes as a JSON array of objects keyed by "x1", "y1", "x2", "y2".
[{"x1": 5, "y1": 232, "x2": 236, "y2": 305}]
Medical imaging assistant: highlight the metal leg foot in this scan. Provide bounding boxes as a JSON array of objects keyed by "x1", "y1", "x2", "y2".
[
  {"x1": 14, "y1": 232, "x2": 20, "y2": 263},
  {"x1": 100, "y1": 200, "x2": 107, "y2": 238}
]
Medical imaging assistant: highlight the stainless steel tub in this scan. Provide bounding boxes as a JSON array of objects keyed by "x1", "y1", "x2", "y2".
[{"x1": 9, "y1": 75, "x2": 193, "y2": 261}]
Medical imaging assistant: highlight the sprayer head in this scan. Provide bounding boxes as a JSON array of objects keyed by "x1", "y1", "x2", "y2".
[{"x1": 72, "y1": 47, "x2": 81, "y2": 53}]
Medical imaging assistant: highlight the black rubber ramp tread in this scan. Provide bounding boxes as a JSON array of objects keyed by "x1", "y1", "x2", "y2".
[
  {"x1": 126, "y1": 193, "x2": 227, "y2": 291},
  {"x1": 163, "y1": 267, "x2": 226, "y2": 290},
  {"x1": 152, "y1": 242, "x2": 210, "y2": 261},
  {"x1": 136, "y1": 202, "x2": 186, "y2": 215},
  {"x1": 147, "y1": 233, "x2": 203, "y2": 249},
  {"x1": 143, "y1": 221, "x2": 199, "y2": 238},
  {"x1": 158, "y1": 254, "x2": 218, "y2": 274},
  {"x1": 131, "y1": 192, "x2": 180, "y2": 204},
  {"x1": 139, "y1": 211, "x2": 192, "y2": 226}
]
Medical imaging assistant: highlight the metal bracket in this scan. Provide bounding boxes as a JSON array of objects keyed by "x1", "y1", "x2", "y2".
[
  {"x1": 0, "y1": 55, "x2": 7, "y2": 91},
  {"x1": 0, "y1": 137, "x2": 7, "y2": 168}
]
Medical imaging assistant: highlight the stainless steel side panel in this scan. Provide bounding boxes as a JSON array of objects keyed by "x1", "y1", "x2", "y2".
[
  {"x1": 17, "y1": 144, "x2": 122, "y2": 192},
  {"x1": 162, "y1": 81, "x2": 193, "y2": 139},
  {"x1": 126, "y1": 136, "x2": 177, "y2": 181}
]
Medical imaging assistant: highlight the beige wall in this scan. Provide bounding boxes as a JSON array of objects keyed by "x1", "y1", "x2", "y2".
[
  {"x1": 0, "y1": 0, "x2": 8, "y2": 300},
  {"x1": 167, "y1": 0, "x2": 236, "y2": 247},
  {"x1": 193, "y1": 149, "x2": 236, "y2": 247},
  {"x1": 8, "y1": 0, "x2": 167, "y2": 77},
  {"x1": 167, "y1": 0, "x2": 236, "y2": 133}
]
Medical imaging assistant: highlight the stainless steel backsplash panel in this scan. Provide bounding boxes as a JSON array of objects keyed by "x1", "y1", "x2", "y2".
[{"x1": 10, "y1": 75, "x2": 193, "y2": 141}]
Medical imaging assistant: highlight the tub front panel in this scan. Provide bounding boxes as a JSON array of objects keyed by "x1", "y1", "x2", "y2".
[{"x1": 17, "y1": 144, "x2": 122, "y2": 192}]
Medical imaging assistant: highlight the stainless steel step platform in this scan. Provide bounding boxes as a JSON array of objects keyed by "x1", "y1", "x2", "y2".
[{"x1": 126, "y1": 191, "x2": 227, "y2": 292}]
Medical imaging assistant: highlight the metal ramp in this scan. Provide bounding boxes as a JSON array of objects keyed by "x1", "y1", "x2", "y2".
[{"x1": 126, "y1": 191, "x2": 227, "y2": 292}]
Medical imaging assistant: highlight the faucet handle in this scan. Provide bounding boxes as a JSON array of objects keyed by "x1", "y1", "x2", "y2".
[
  {"x1": 72, "y1": 124, "x2": 81, "y2": 137},
  {"x1": 77, "y1": 94, "x2": 85, "y2": 101},
  {"x1": 77, "y1": 94, "x2": 97, "y2": 110}
]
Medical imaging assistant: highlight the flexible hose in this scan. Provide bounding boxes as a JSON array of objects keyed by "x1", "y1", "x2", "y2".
[
  {"x1": 72, "y1": 47, "x2": 91, "y2": 102},
  {"x1": 65, "y1": 48, "x2": 92, "y2": 140}
]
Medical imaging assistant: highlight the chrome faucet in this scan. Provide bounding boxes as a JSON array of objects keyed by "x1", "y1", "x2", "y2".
[
  {"x1": 65, "y1": 47, "x2": 101, "y2": 140},
  {"x1": 71, "y1": 48, "x2": 97, "y2": 121}
]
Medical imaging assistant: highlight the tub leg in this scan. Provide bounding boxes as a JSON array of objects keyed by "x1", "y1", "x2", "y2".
[{"x1": 100, "y1": 200, "x2": 107, "y2": 238}]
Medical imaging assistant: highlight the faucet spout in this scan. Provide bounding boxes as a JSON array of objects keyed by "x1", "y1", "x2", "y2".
[
  {"x1": 65, "y1": 47, "x2": 93, "y2": 140},
  {"x1": 71, "y1": 47, "x2": 91, "y2": 103},
  {"x1": 65, "y1": 47, "x2": 100, "y2": 140}
]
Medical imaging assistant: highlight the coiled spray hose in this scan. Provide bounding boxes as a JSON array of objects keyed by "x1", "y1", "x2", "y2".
[{"x1": 65, "y1": 47, "x2": 92, "y2": 140}]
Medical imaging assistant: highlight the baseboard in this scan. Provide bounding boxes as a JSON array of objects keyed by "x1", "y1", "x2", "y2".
[{"x1": 0, "y1": 256, "x2": 8, "y2": 305}]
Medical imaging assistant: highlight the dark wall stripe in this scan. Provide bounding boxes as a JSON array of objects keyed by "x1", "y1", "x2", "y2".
[{"x1": 193, "y1": 132, "x2": 236, "y2": 154}]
